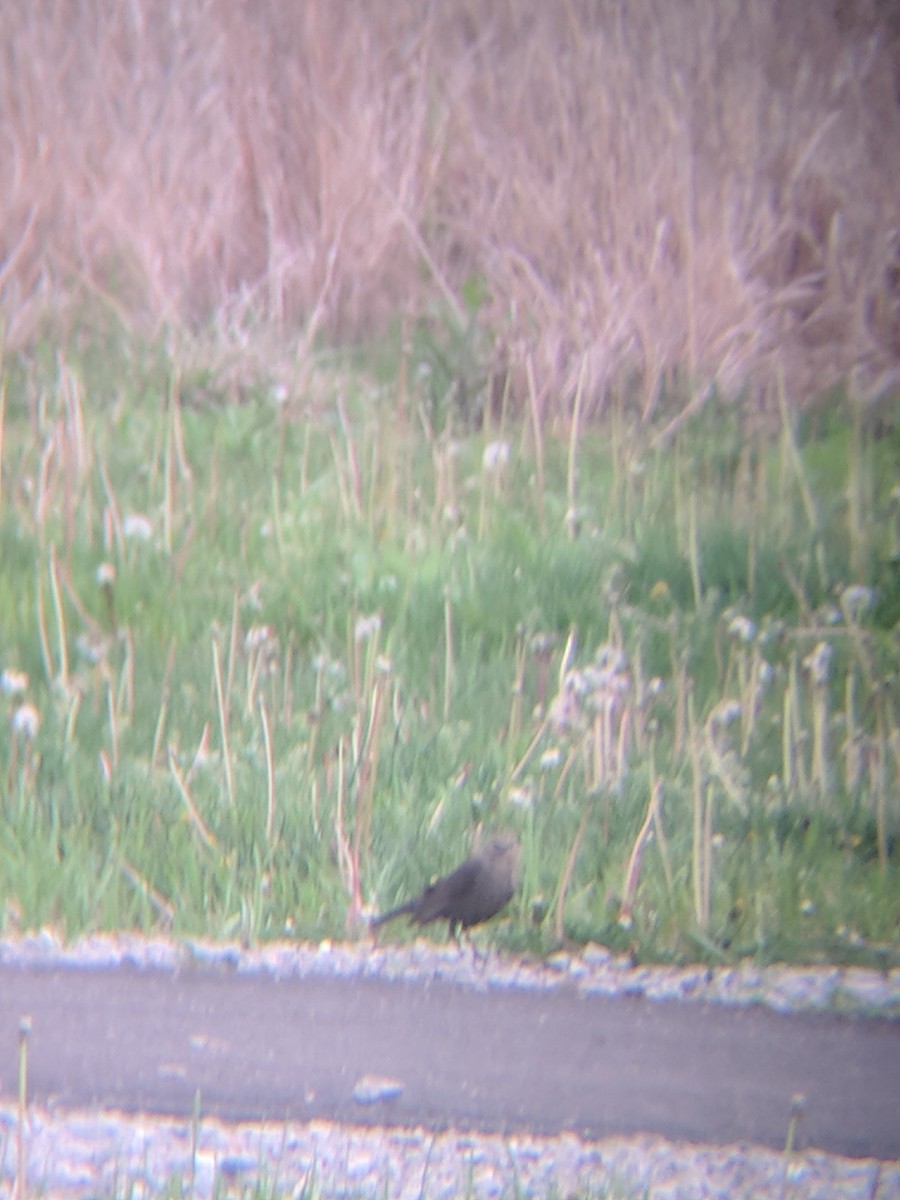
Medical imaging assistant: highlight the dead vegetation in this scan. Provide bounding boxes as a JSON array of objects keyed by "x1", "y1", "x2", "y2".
[{"x1": 1, "y1": 0, "x2": 898, "y2": 414}]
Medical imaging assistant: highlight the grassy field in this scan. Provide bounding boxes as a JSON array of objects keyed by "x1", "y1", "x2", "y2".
[{"x1": 0, "y1": 326, "x2": 896, "y2": 968}]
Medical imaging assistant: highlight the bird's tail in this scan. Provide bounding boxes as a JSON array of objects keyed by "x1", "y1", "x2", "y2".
[{"x1": 370, "y1": 900, "x2": 416, "y2": 929}]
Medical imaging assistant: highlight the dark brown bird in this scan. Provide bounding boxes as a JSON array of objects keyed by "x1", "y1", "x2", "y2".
[{"x1": 372, "y1": 832, "x2": 520, "y2": 940}]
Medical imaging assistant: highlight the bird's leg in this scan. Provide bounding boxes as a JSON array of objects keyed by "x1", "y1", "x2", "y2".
[
  {"x1": 462, "y1": 928, "x2": 490, "y2": 970},
  {"x1": 452, "y1": 923, "x2": 479, "y2": 965},
  {"x1": 451, "y1": 922, "x2": 466, "y2": 956}
]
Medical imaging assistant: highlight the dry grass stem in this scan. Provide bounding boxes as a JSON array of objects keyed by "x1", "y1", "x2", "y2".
[
  {"x1": 260, "y1": 697, "x2": 277, "y2": 846},
  {"x1": 169, "y1": 749, "x2": 218, "y2": 852},
  {"x1": 212, "y1": 636, "x2": 235, "y2": 807},
  {"x1": 117, "y1": 856, "x2": 176, "y2": 927}
]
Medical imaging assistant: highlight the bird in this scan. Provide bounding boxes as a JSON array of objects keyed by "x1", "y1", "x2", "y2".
[{"x1": 371, "y1": 831, "x2": 521, "y2": 941}]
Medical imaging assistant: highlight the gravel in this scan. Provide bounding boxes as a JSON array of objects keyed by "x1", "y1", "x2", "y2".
[
  {"x1": 2, "y1": 1103, "x2": 897, "y2": 1200},
  {"x1": 2, "y1": 930, "x2": 898, "y2": 1016},
  {"x1": 1, "y1": 932, "x2": 898, "y2": 1199}
]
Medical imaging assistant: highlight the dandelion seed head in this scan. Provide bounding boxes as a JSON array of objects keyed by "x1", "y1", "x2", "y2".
[
  {"x1": 123, "y1": 513, "x2": 153, "y2": 542},
  {"x1": 803, "y1": 640, "x2": 833, "y2": 685},
  {"x1": 594, "y1": 644, "x2": 628, "y2": 676},
  {"x1": 1, "y1": 669, "x2": 28, "y2": 696},
  {"x1": 564, "y1": 506, "x2": 585, "y2": 533},
  {"x1": 245, "y1": 624, "x2": 276, "y2": 652},
  {"x1": 76, "y1": 633, "x2": 109, "y2": 664},
  {"x1": 482, "y1": 440, "x2": 510, "y2": 471},
  {"x1": 727, "y1": 615, "x2": 756, "y2": 643},
  {"x1": 529, "y1": 633, "x2": 556, "y2": 656},
  {"x1": 12, "y1": 703, "x2": 40, "y2": 739},
  {"x1": 244, "y1": 581, "x2": 264, "y2": 612},
  {"x1": 711, "y1": 700, "x2": 742, "y2": 727},
  {"x1": 841, "y1": 584, "x2": 875, "y2": 620},
  {"x1": 354, "y1": 613, "x2": 382, "y2": 643},
  {"x1": 507, "y1": 785, "x2": 533, "y2": 809}
]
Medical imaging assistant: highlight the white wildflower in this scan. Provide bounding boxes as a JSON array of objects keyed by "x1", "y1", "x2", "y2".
[
  {"x1": 96, "y1": 562, "x2": 116, "y2": 587},
  {"x1": 540, "y1": 747, "x2": 563, "y2": 770}
]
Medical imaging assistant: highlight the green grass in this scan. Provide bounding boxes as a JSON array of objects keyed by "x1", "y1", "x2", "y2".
[{"x1": 0, "y1": 330, "x2": 897, "y2": 968}]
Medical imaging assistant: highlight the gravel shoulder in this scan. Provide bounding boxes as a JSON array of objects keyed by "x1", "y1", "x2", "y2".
[
  {"x1": 2, "y1": 930, "x2": 898, "y2": 1016},
  {"x1": 3, "y1": 1103, "x2": 898, "y2": 1200}
]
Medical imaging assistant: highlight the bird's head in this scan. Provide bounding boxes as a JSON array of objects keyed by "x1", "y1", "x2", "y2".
[{"x1": 482, "y1": 830, "x2": 521, "y2": 880}]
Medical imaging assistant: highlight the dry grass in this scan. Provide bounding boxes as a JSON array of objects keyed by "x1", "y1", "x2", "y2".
[{"x1": 2, "y1": 0, "x2": 899, "y2": 413}]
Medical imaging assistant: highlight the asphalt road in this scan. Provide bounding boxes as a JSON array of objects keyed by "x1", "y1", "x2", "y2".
[{"x1": 0, "y1": 963, "x2": 897, "y2": 1160}]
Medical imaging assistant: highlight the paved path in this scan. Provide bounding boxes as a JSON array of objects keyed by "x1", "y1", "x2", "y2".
[{"x1": 0, "y1": 964, "x2": 897, "y2": 1160}]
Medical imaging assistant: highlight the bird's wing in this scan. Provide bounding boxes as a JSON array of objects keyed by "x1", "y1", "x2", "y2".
[{"x1": 414, "y1": 856, "x2": 481, "y2": 923}]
